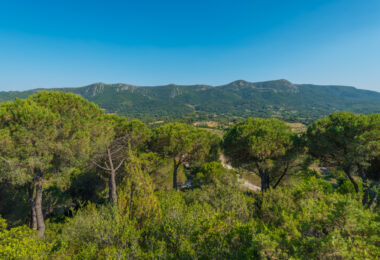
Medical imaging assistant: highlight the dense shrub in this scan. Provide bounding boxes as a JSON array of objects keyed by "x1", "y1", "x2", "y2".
[
  {"x1": 59, "y1": 204, "x2": 141, "y2": 258},
  {"x1": 0, "y1": 217, "x2": 55, "y2": 259},
  {"x1": 253, "y1": 177, "x2": 380, "y2": 259}
]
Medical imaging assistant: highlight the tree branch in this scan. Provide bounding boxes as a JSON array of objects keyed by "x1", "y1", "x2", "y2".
[
  {"x1": 91, "y1": 160, "x2": 111, "y2": 171},
  {"x1": 115, "y1": 158, "x2": 126, "y2": 172},
  {"x1": 272, "y1": 162, "x2": 289, "y2": 189},
  {"x1": 107, "y1": 148, "x2": 115, "y2": 171}
]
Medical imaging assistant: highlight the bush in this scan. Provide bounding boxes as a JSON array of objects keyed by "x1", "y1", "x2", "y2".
[
  {"x1": 188, "y1": 162, "x2": 252, "y2": 221},
  {"x1": 60, "y1": 204, "x2": 141, "y2": 258},
  {"x1": 142, "y1": 189, "x2": 257, "y2": 259},
  {"x1": 253, "y1": 177, "x2": 380, "y2": 259},
  {"x1": 0, "y1": 217, "x2": 55, "y2": 259}
]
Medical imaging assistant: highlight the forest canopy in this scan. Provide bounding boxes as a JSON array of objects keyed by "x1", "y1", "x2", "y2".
[{"x1": 0, "y1": 92, "x2": 379, "y2": 259}]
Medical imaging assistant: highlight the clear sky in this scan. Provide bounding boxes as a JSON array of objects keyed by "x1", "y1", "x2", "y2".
[{"x1": 0, "y1": 0, "x2": 380, "y2": 91}]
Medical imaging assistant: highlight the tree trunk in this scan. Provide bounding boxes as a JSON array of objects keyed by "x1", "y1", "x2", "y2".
[
  {"x1": 28, "y1": 184, "x2": 37, "y2": 230},
  {"x1": 272, "y1": 164, "x2": 289, "y2": 189},
  {"x1": 368, "y1": 189, "x2": 378, "y2": 210},
  {"x1": 109, "y1": 170, "x2": 118, "y2": 204},
  {"x1": 363, "y1": 182, "x2": 378, "y2": 207},
  {"x1": 260, "y1": 170, "x2": 270, "y2": 192},
  {"x1": 173, "y1": 159, "x2": 180, "y2": 190},
  {"x1": 35, "y1": 176, "x2": 45, "y2": 237},
  {"x1": 362, "y1": 181, "x2": 371, "y2": 205},
  {"x1": 344, "y1": 167, "x2": 359, "y2": 193},
  {"x1": 106, "y1": 148, "x2": 118, "y2": 204}
]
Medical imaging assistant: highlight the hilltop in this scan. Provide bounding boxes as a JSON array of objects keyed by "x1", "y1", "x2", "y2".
[{"x1": 1, "y1": 79, "x2": 380, "y2": 123}]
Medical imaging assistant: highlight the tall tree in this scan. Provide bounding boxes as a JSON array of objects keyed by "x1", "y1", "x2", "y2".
[
  {"x1": 0, "y1": 98, "x2": 58, "y2": 236},
  {"x1": 92, "y1": 116, "x2": 150, "y2": 204},
  {"x1": 0, "y1": 91, "x2": 111, "y2": 236},
  {"x1": 30, "y1": 91, "x2": 112, "y2": 168},
  {"x1": 223, "y1": 118, "x2": 298, "y2": 191},
  {"x1": 118, "y1": 150, "x2": 160, "y2": 226},
  {"x1": 150, "y1": 123, "x2": 220, "y2": 189},
  {"x1": 307, "y1": 112, "x2": 380, "y2": 196}
]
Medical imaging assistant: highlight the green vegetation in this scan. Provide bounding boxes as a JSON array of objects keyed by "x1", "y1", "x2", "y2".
[
  {"x1": 307, "y1": 112, "x2": 380, "y2": 206},
  {"x1": 0, "y1": 92, "x2": 379, "y2": 259},
  {"x1": 1, "y1": 79, "x2": 380, "y2": 125},
  {"x1": 223, "y1": 118, "x2": 304, "y2": 191},
  {"x1": 150, "y1": 123, "x2": 220, "y2": 189}
]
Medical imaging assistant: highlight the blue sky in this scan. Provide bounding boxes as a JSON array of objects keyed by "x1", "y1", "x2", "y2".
[{"x1": 0, "y1": 0, "x2": 380, "y2": 91}]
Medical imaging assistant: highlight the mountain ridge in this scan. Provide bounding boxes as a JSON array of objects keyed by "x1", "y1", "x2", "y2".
[
  {"x1": 0, "y1": 79, "x2": 373, "y2": 94},
  {"x1": 1, "y1": 79, "x2": 380, "y2": 124}
]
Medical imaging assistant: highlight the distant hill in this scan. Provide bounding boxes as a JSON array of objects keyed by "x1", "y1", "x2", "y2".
[{"x1": 1, "y1": 79, "x2": 380, "y2": 124}]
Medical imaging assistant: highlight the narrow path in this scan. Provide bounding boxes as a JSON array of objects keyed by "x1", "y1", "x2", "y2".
[
  {"x1": 241, "y1": 179, "x2": 261, "y2": 191},
  {"x1": 219, "y1": 154, "x2": 261, "y2": 192}
]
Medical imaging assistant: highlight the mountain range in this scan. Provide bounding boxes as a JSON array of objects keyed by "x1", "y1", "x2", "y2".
[{"x1": 1, "y1": 79, "x2": 380, "y2": 123}]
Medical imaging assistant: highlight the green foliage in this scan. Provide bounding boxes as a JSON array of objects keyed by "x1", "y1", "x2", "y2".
[
  {"x1": 307, "y1": 112, "x2": 380, "y2": 197},
  {"x1": 224, "y1": 118, "x2": 293, "y2": 162},
  {"x1": 193, "y1": 162, "x2": 237, "y2": 187},
  {"x1": 186, "y1": 163, "x2": 252, "y2": 222},
  {"x1": 253, "y1": 177, "x2": 380, "y2": 259},
  {"x1": 0, "y1": 183, "x2": 30, "y2": 227},
  {"x1": 0, "y1": 92, "x2": 379, "y2": 259},
  {"x1": 144, "y1": 155, "x2": 188, "y2": 189},
  {"x1": 1, "y1": 176, "x2": 379, "y2": 259},
  {"x1": 147, "y1": 190, "x2": 245, "y2": 259},
  {"x1": 0, "y1": 91, "x2": 111, "y2": 184},
  {"x1": 68, "y1": 168, "x2": 105, "y2": 205},
  {"x1": 0, "y1": 98, "x2": 58, "y2": 184},
  {"x1": 111, "y1": 116, "x2": 151, "y2": 149},
  {"x1": 307, "y1": 112, "x2": 380, "y2": 171},
  {"x1": 151, "y1": 123, "x2": 219, "y2": 165},
  {"x1": 0, "y1": 216, "x2": 55, "y2": 259},
  {"x1": 150, "y1": 123, "x2": 220, "y2": 188},
  {"x1": 60, "y1": 204, "x2": 141, "y2": 258},
  {"x1": 336, "y1": 176, "x2": 363, "y2": 194},
  {"x1": 223, "y1": 117, "x2": 300, "y2": 190},
  {"x1": 0, "y1": 91, "x2": 112, "y2": 236},
  {"x1": 31, "y1": 91, "x2": 112, "y2": 169},
  {"x1": 118, "y1": 152, "x2": 161, "y2": 226},
  {"x1": 2, "y1": 79, "x2": 380, "y2": 124}
]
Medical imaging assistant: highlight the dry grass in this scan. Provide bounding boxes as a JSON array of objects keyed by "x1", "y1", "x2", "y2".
[
  {"x1": 193, "y1": 121, "x2": 219, "y2": 128},
  {"x1": 285, "y1": 122, "x2": 307, "y2": 133}
]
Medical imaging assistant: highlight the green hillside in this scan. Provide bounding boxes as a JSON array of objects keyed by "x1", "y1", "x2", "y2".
[{"x1": 1, "y1": 79, "x2": 380, "y2": 123}]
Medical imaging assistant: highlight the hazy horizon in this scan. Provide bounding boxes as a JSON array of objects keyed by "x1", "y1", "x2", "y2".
[{"x1": 2, "y1": 78, "x2": 380, "y2": 94}]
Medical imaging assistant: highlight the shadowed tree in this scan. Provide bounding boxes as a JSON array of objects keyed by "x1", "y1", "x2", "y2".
[
  {"x1": 363, "y1": 155, "x2": 380, "y2": 208},
  {"x1": 150, "y1": 123, "x2": 220, "y2": 189},
  {"x1": 92, "y1": 116, "x2": 150, "y2": 204},
  {"x1": 307, "y1": 112, "x2": 380, "y2": 198},
  {"x1": 223, "y1": 118, "x2": 299, "y2": 191},
  {"x1": 270, "y1": 133, "x2": 308, "y2": 189},
  {"x1": 0, "y1": 91, "x2": 111, "y2": 236}
]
